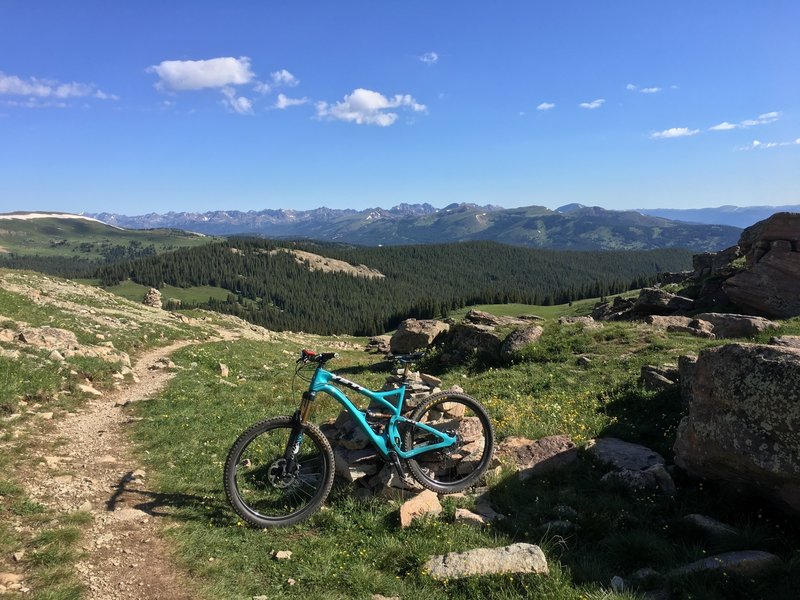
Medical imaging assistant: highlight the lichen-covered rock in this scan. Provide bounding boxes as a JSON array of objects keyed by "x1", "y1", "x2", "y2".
[
  {"x1": 723, "y1": 250, "x2": 800, "y2": 318},
  {"x1": 558, "y1": 316, "x2": 600, "y2": 328},
  {"x1": 423, "y1": 543, "x2": 548, "y2": 580},
  {"x1": 673, "y1": 343, "x2": 800, "y2": 514},
  {"x1": 390, "y1": 319, "x2": 449, "y2": 354},
  {"x1": 770, "y1": 335, "x2": 800, "y2": 349},
  {"x1": 463, "y1": 310, "x2": 529, "y2": 328},
  {"x1": 499, "y1": 325, "x2": 543, "y2": 362},
  {"x1": 640, "y1": 365, "x2": 679, "y2": 391}
]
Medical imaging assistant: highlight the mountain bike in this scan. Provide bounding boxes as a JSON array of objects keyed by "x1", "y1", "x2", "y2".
[{"x1": 223, "y1": 349, "x2": 495, "y2": 528}]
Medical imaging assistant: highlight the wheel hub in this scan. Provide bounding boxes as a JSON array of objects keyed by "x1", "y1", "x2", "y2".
[{"x1": 267, "y1": 459, "x2": 297, "y2": 489}]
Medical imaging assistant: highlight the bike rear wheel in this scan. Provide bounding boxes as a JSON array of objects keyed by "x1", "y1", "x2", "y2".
[
  {"x1": 223, "y1": 416, "x2": 335, "y2": 528},
  {"x1": 404, "y1": 392, "x2": 495, "y2": 494}
]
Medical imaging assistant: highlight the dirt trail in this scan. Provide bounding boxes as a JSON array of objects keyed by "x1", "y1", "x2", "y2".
[{"x1": 25, "y1": 338, "x2": 226, "y2": 600}]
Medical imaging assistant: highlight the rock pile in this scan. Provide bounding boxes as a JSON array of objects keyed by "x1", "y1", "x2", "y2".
[{"x1": 142, "y1": 287, "x2": 162, "y2": 309}]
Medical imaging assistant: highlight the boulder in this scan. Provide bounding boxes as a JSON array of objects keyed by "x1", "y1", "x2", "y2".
[
  {"x1": 499, "y1": 325, "x2": 543, "y2": 362},
  {"x1": 399, "y1": 489, "x2": 442, "y2": 528},
  {"x1": 558, "y1": 316, "x2": 600, "y2": 328},
  {"x1": 724, "y1": 250, "x2": 800, "y2": 318},
  {"x1": 587, "y1": 437, "x2": 664, "y2": 471},
  {"x1": 680, "y1": 514, "x2": 740, "y2": 540},
  {"x1": 644, "y1": 315, "x2": 693, "y2": 329},
  {"x1": 693, "y1": 312, "x2": 778, "y2": 338},
  {"x1": 592, "y1": 296, "x2": 634, "y2": 321},
  {"x1": 390, "y1": 319, "x2": 450, "y2": 354},
  {"x1": 670, "y1": 551, "x2": 781, "y2": 578},
  {"x1": 601, "y1": 464, "x2": 676, "y2": 496},
  {"x1": 634, "y1": 288, "x2": 694, "y2": 315},
  {"x1": 366, "y1": 335, "x2": 391, "y2": 353},
  {"x1": 673, "y1": 343, "x2": 800, "y2": 514},
  {"x1": 677, "y1": 355, "x2": 698, "y2": 405},
  {"x1": 495, "y1": 435, "x2": 577, "y2": 480},
  {"x1": 640, "y1": 365, "x2": 679, "y2": 391},
  {"x1": 442, "y1": 323, "x2": 504, "y2": 365},
  {"x1": 142, "y1": 287, "x2": 162, "y2": 309},
  {"x1": 463, "y1": 310, "x2": 528, "y2": 328},
  {"x1": 422, "y1": 543, "x2": 548, "y2": 580}
]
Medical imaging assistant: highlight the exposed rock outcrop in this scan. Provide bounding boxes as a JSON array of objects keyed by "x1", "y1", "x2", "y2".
[
  {"x1": 674, "y1": 343, "x2": 800, "y2": 514},
  {"x1": 693, "y1": 312, "x2": 778, "y2": 338}
]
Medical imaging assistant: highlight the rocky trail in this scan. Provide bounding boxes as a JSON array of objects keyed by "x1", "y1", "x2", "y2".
[{"x1": 23, "y1": 339, "x2": 218, "y2": 600}]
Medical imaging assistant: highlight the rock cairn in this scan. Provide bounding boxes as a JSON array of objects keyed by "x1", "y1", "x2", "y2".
[
  {"x1": 319, "y1": 368, "x2": 478, "y2": 500},
  {"x1": 142, "y1": 288, "x2": 162, "y2": 309}
]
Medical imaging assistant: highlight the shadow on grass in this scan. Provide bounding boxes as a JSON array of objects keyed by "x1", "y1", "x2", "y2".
[{"x1": 596, "y1": 381, "x2": 685, "y2": 458}]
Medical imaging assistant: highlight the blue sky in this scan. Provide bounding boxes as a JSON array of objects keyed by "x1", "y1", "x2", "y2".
[{"x1": 1, "y1": 1, "x2": 798, "y2": 215}]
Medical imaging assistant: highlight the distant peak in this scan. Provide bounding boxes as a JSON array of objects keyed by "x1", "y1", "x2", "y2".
[{"x1": 555, "y1": 203, "x2": 588, "y2": 213}]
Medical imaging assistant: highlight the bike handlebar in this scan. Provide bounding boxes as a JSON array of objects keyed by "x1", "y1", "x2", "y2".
[{"x1": 298, "y1": 349, "x2": 338, "y2": 364}]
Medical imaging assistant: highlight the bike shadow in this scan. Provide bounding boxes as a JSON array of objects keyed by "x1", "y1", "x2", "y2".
[{"x1": 104, "y1": 471, "x2": 234, "y2": 525}]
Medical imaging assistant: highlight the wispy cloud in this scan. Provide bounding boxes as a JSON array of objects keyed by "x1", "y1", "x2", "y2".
[
  {"x1": 419, "y1": 52, "x2": 439, "y2": 65},
  {"x1": 741, "y1": 137, "x2": 800, "y2": 150},
  {"x1": 709, "y1": 111, "x2": 781, "y2": 132},
  {"x1": 316, "y1": 88, "x2": 426, "y2": 126},
  {"x1": 626, "y1": 83, "x2": 662, "y2": 94},
  {"x1": 220, "y1": 87, "x2": 253, "y2": 115},
  {"x1": 254, "y1": 69, "x2": 300, "y2": 95},
  {"x1": 579, "y1": 98, "x2": 605, "y2": 109},
  {"x1": 709, "y1": 121, "x2": 736, "y2": 131},
  {"x1": 148, "y1": 57, "x2": 254, "y2": 91},
  {"x1": 274, "y1": 93, "x2": 308, "y2": 109},
  {"x1": 537, "y1": 102, "x2": 555, "y2": 111},
  {"x1": 0, "y1": 71, "x2": 117, "y2": 103},
  {"x1": 650, "y1": 127, "x2": 700, "y2": 139}
]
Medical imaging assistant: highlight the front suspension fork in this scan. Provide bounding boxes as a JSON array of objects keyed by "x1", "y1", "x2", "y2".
[{"x1": 283, "y1": 392, "x2": 315, "y2": 470}]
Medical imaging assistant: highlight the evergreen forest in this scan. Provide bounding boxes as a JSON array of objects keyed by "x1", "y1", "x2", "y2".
[{"x1": 96, "y1": 239, "x2": 693, "y2": 335}]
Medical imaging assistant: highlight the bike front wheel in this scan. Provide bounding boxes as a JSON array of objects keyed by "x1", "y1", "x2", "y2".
[
  {"x1": 404, "y1": 392, "x2": 495, "y2": 494},
  {"x1": 223, "y1": 416, "x2": 335, "y2": 528}
]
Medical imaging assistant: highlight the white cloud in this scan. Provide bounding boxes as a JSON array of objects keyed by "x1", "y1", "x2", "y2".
[
  {"x1": 709, "y1": 111, "x2": 781, "y2": 132},
  {"x1": 274, "y1": 93, "x2": 308, "y2": 109},
  {"x1": 316, "y1": 88, "x2": 426, "y2": 126},
  {"x1": 537, "y1": 102, "x2": 555, "y2": 111},
  {"x1": 579, "y1": 98, "x2": 605, "y2": 109},
  {"x1": 650, "y1": 127, "x2": 700, "y2": 139},
  {"x1": 419, "y1": 52, "x2": 439, "y2": 65},
  {"x1": 220, "y1": 87, "x2": 253, "y2": 115},
  {"x1": 271, "y1": 69, "x2": 299, "y2": 87},
  {"x1": 148, "y1": 57, "x2": 254, "y2": 91},
  {"x1": 0, "y1": 71, "x2": 117, "y2": 102},
  {"x1": 742, "y1": 137, "x2": 800, "y2": 150},
  {"x1": 626, "y1": 83, "x2": 661, "y2": 93},
  {"x1": 254, "y1": 69, "x2": 300, "y2": 95},
  {"x1": 741, "y1": 111, "x2": 780, "y2": 127}
]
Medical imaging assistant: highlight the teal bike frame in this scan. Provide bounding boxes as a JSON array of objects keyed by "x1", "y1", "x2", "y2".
[{"x1": 304, "y1": 365, "x2": 457, "y2": 460}]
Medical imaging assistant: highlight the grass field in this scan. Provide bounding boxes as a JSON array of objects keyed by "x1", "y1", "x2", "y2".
[
  {"x1": 99, "y1": 280, "x2": 233, "y2": 305},
  {"x1": 131, "y1": 317, "x2": 800, "y2": 600},
  {"x1": 0, "y1": 217, "x2": 215, "y2": 260}
]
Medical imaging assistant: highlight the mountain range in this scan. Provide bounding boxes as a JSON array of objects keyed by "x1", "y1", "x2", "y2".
[{"x1": 91, "y1": 203, "x2": 740, "y2": 252}]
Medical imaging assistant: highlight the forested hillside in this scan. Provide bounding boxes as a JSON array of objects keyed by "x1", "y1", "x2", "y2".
[{"x1": 97, "y1": 239, "x2": 693, "y2": 335}]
